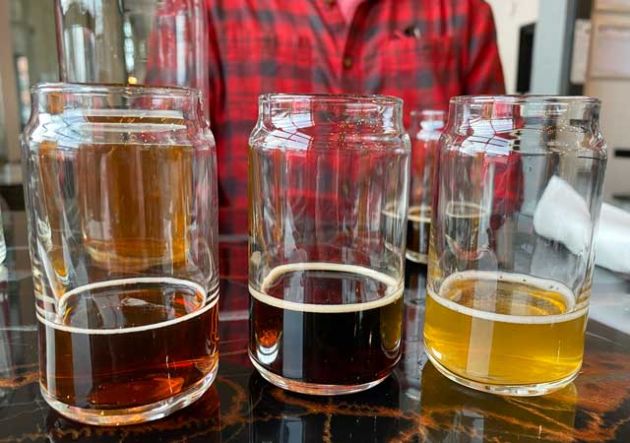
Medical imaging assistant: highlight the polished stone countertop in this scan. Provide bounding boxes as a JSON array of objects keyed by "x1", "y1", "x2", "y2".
[{"x1": 1, "y1": 210, "x2": 629, "y2": 442}]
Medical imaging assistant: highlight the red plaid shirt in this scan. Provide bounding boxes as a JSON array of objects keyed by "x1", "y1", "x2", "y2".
[{"x1": 202, "y1": 0, "x2": 505, "y2": 234}]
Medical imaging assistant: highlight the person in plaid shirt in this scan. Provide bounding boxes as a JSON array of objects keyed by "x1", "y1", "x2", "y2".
[
  {"x1": 199, "y1": 0, "x2": 505, "y2": 235},
  {"x1": 170, "y1": 0, "x2": 506, "y2": 367}
]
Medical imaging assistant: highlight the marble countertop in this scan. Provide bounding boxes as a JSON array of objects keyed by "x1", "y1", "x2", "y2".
[{"x1": 1, "y1": 210, "x2": 629, "y2": 442}]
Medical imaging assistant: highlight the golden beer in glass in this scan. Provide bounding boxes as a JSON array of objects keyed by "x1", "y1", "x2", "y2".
[{"x1": 425, "y1": 96, "x2": 607, "y2": 396}]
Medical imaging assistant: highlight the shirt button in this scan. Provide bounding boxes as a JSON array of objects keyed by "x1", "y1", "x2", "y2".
[{"x1": 343, "y1": 56, "x2": 353, "y2": 69}]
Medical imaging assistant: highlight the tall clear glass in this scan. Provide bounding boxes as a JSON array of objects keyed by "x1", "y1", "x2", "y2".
[
  {"x1": 424, "y1": 96, "x2": 607, "y2": 396},
  {"x1": 54, "y1": 0, "x2": 209, "y2": 116},
  {"x1": 407, "y1": 110, "x2": 445, "y2": 264},
  {"x1": 0, "y1": 205, "x2": 5, "y2": 264},
  {"x1": 21, "y1": 84, "x2": 219, "y2": 425},
  {"x1": 249, "y1": 94, "x2": 410, "y2": 395}
]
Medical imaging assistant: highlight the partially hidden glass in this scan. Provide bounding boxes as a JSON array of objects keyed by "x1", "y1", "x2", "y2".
[
  {"x1": 407, "y1": 110, "x2": 445, "y2": 264},
  {"x1": 425, "y1": 96, "x2": 607, "y2": 396},
  {"x1": 249, "y1": 94, "x2": 410, "y2": 395},
  {"x1": 0, "y1": 204, "x2": 5, "y2": 264},
  {"x1": 55, "y1": 0, "x2": 209, "y2": 117},
  {"x1": 21, "y1": 84, "x2": 219, "y2": 425}
]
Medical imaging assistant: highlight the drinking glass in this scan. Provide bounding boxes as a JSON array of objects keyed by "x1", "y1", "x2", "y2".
[
  {"x1": 55, "y1": 0, "x2": 209, "y2": 116},
  {"x1": 249, "y1": 94, "x2": 410, "y2": 395},
  {"x1": 0, "y1": 205, "x2": 5, "y2": 264},
  {"x1": 21, "y1": 83, "x2": 219, "y2": 425},
  {"x1": 407, "y1": 110, "x2": 445, "y2": 264},
  {"x1": 425, "y1": 96, "x2": 607, "y2": 396}
]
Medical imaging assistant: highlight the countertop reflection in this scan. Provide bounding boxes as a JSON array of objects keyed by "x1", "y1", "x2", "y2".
[{"x1": 1, "y1": 211, "x2": 630, "y2": 442}]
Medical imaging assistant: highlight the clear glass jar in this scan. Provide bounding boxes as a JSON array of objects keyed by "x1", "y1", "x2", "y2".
[
  {"x1": 407, "y1": 110, "x2": 445, "y2": 264},
  {"x1": 424, "y1": 96, "x2": 607, "y2": 396},
  {"x1": 248, "y1": 94, "x2": 410, "y2": 395},
  {"x1": 55, "y1": 0, "x2": 209, "y2": 115},
  {"x1": 22, "y1": 83, "x2": 219, "y2": 425}
]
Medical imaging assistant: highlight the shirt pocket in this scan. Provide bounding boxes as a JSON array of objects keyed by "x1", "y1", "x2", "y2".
[
  {"x1": 221, "y1": 30, "x2": 314, "y2": 117},
  {"x1": 379, "y1": 35, "x2": 458, "y2": 119}
]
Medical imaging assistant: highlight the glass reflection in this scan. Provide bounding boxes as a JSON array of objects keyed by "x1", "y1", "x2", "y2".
[
  {"x1": 398, "y1": 262, "x2": 428, "y2": 404},
  {"x1": 46, "y1": 386, "x2": 221, "y2": 442},
  {"x1": 248, "y1": 372, "x2": 402, "y2": 443},
  {"x1": 0, "y1": 265, "x2": 12, "y2": 409},
  {"x1": 419, "y1": 361, "x2": 578, "y2": 441}
]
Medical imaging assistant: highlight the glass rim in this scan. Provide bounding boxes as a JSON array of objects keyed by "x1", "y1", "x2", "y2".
[
  {"x1": 450, "y1": 95, "x2": 601, "y2": 106},
  {"x1": 31, "y1": 82, "x2": 201, "y2": 99},
  {"x1": 259, "y1": 93, "x2": 403, "y2": 107}
]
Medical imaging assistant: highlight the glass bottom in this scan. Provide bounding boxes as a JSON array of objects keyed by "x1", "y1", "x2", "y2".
[
  {"x1": 425, "y1": 350, "x2": 578, "y2": 397},
  {"x1": 41, "y1": 364, "x2": 218, "y2": 426},
  {"x1": 405, "y1": 250, "x2": 427, "y2": 264},
  {"x1": 250, "y1": 352, "x2": 388, "y2": 395}
]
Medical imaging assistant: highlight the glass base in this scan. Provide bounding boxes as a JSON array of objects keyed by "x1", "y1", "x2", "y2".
[
  {"x1": 250, "y1": 353, "x2": 388, "y2": 395},
  {"x1": 405, "y1": 251, "x2": 427, "y2": 264},
  {"x1": 425, "y1": 351, "x2": 579, "y2": 397},
  {"x1": 41, "y1": 364, "x2": 218, "y2": 426}
]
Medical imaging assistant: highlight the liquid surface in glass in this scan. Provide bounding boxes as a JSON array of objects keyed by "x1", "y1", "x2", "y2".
[
  {"x1": 249, "y1": 263, "x2": 403, "y2": 387},
  {"x1": 407, "y1": 205, "x2": 432, "y2": 264},
  {"x1": 39, "y1": 279, "x2": 219, "y2": 410},
  {"x1": 424, "y1": 271, "x2": 587, "y2": 386}
]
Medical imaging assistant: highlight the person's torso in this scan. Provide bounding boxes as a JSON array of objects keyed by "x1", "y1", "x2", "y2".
[{"x1": 206, "y1": 0, "x2": 476, "y2": 233}]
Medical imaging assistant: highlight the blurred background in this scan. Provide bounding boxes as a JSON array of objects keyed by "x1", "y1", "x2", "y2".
[{"x1": 0, "y1": 0, "x2": 629, "y2": 202}]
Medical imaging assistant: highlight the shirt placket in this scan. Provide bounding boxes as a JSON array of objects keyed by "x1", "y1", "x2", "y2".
[{"x1": 320, "y1": 0, "x2": 367, "y2": 92}]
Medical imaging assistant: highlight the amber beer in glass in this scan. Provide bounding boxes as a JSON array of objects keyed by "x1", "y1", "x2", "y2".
[
  {"x1": 425, "y1": 96, "x2": 607, "y2": 396},
  {"x1": 22, "y1": 84, "x2": 219, "y2": 424},
  {"x1": 249, "y1": 94, "x2": 410, "y2": 395}
]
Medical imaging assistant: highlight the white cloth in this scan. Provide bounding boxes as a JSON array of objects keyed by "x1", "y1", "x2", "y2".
[
  {"x1": 595, "y1": 203, "x2": 630, "y2": 274},
  {"x1": 533, "y1": 176, "x2": 593, "y2": 256},
  {"x1": 533, "y1": 176, "x2": 630, "y2": 274}
]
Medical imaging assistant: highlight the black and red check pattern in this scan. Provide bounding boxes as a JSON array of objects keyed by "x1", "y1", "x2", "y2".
[{"x1": 199, "y1": 0, "x2": 505, "y2": 234}]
